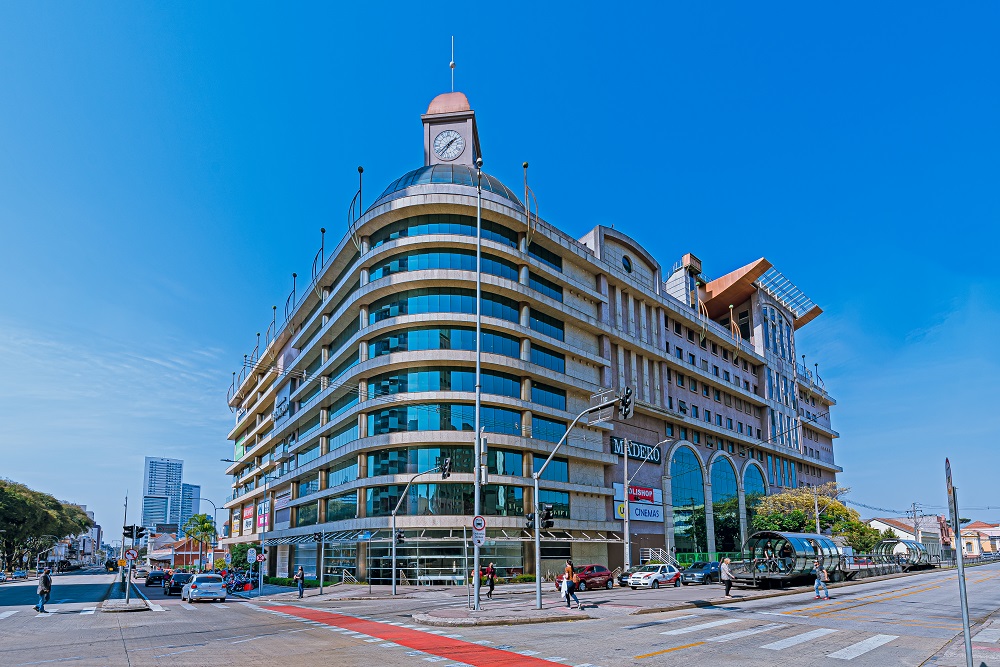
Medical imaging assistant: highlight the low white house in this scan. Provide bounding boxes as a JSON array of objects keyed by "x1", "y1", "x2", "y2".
[{"x1": 866, "y1": 517, "x2": 944, "y2": 558}]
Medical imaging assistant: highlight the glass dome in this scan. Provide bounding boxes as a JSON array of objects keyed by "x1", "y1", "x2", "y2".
[{"x1": 369, "y1": 164, "x2": 523, "y2": 212}]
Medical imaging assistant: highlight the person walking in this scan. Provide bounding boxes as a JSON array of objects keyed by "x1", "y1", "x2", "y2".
[
  {"x1": 35, "y1": 567, "x2": 52, "y2": 613},
  {"x1": 563, "y1": 560, "x2": 580, "y2": 609},
  {"x1": 485, "y1": 562, "x2": 496, "y2": 600},
  {"x1": 294, "y1": 566, "x2": 305, "y2": 599},
  {"x1": 721, "y1": 557, "x2": 735, "y2": 598},
  {"x1": 812, "y1": 560, "x2": 830, "y2": 600}
]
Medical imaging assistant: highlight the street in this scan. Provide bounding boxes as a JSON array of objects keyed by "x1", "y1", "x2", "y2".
[{"x1": 2, "y1": 564, "x2": 1000, "y2": 666}]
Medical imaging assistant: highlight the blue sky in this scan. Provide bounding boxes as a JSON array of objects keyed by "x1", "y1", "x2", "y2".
[{"x1": 1, "y1": 3, "x2": 998, "y2": 534}]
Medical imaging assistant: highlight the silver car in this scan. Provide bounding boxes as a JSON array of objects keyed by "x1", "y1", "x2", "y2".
[{"x1": 181, "y1": 574, "x2": 227, "y2": 603}]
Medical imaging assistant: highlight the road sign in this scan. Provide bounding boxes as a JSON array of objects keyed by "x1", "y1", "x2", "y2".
[
  {"x1": 117, "y1": 559, "x2": 126, "y2": 567},
  {"x1": 472, "y1": 515, "x2": 486, "y2": 546},
  {"x1": 224, "y1": 553, "x2": 232, "y2": 564},
  {"x1": 125, "y1": 549, "x2": 138, "y2": 561},
  {"x1": 256, "y1": 554, "x2": 266, "y2": 563},
  {"x1": 247, "y1": 547, "x2": 257, "y2": 564}
]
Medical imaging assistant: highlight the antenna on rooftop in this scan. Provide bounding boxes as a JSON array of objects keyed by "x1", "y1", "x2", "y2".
[{"x1": 450, "y1": 36, "x2": 455, "y2": 92}]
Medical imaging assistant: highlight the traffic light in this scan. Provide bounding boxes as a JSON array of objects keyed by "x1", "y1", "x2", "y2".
[
  {"x1": 441, "y1": 457, "x2": 452, "y2": 479},
  {"x1": 134, "y1": 526, "x2": 146, "y2": 540},
  {"x1": 525, "y1": 513, "x2": 535, "y2": 530},
  {"x1": 618, "y1": 386, "x2": 634, "y2": 419},
  {"x1": 123, "y1": 525, "x2": 134, "y2": 539},
  {"x1": 395, "y1": 530, "x2": 405, "y2": 545},
  {"x1": 541, "y1": 504, "x2": 555, "y2": 529}
]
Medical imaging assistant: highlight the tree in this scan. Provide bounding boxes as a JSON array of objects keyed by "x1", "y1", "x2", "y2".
[
  {"x1": 839, "y1": 521, "x2": 883, "y2": 553},
  {"x1": 182, "y1": 513, "x2": 216, "y2": 570},
  {"x1": 753, "y1": 482, "x2": 857, "y2": 533},
  {"x1": 0, "y1": 478, "x2": 94, "y2": 570},
  {"x1": 752, "y1": 509, "x2": 810, "y2": 533},
  {"x1": 880, "y1": 527, "x2": 898, "y2": 541},
  {"x1": 228, "y1": 542, "x2": 252, "y2": 569}
]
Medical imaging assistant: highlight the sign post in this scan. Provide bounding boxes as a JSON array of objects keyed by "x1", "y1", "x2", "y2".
[
  {"x1": 946, "y1": 459, "x2": 973, "y2": 667},
  {"x1": 124, "y1": 549, "x2": 138, "y2": 603},
  {"x1": 472, "y1": 516, "x2": 486, "y2": 547}
]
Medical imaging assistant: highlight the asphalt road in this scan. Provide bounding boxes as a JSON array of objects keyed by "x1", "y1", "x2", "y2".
[{"x1": 1, "y1": 565, "x2": 999, "y2": 666}]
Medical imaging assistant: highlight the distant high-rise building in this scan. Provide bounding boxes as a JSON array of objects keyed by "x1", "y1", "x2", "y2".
[
  {"x1": 180, "y1": 483, "x2": 200, "y2": 529},
  {"x1": 142, "y1": 457, "x2": 183, "y2": 528}
]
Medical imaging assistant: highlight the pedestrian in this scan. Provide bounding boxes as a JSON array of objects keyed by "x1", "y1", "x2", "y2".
[
  {"x1": 563, "y1": 560, "x2": 580, "y2": 609},
  {"x1": 35, "y1": 567, "x2": 52, "y2": 613},
  {"x1": 720, "y1": 557, "x2": 736, "y2": 598},
  {"x1": 812, "y1": 560, "x2": 830, "y2": 600},
  {"x1": 485, "y1": 562, "x2": 496, "y2": 600},
  {"x1": 294, "y1": 566, "x2": 305, "y2": 598}
]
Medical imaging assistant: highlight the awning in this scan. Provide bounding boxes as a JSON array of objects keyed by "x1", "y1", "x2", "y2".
[{"x1": 262, "y1": 528, "x2": 623, "y2": 547}]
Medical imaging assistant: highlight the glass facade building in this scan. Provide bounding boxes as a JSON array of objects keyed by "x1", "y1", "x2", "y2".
[{"x1": 223, "y1": 90, "x2": 841, "y2": 580}]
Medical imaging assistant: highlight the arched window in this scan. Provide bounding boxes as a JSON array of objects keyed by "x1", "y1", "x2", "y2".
[
  {"x1": 670, "y1": 447, "x2": 706, "y2": 555},
  {"x1": 711, "y1": 458, "x2": 739, "y2": 553},
  {"x1": 743, "y1": 464, "x2": 767, "y2": 530}
]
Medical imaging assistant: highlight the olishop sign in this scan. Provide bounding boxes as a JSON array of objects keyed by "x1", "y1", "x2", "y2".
[{"x1": 610, "y1": 436, "x2": 661, "y2": 464}]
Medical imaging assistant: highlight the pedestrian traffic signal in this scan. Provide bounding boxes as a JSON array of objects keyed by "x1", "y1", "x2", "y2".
[
  {"x1": 441, "y1": 457, "x2": 452, "y2": 479},
  {"x1": 525, "y1": 513, "x2": 535, "y2": 530},
  {"x1": 541, "y1": 504, "x2": 555, "y2": 529},
  {"x1": 395, "y1": 530, "x2": 405, "y2": 545},
  {"x1": 618, "y1": 386, "x2": 634, "y2": 419}
]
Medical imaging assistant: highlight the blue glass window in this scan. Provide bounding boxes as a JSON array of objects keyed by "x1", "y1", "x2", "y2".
[
  {"x1": 366, "y1": 483, "x2": 475, "y2": 517},
  {"x1": 296, "y1": 443, "x2": 320, "y2": 468},
  {"x1": 528, "y1": 271, "x2": 563, "y2": 302},
  {"x1": 531, "y1": 382, "x2": 567, "y2": 411},
  {"x1": 368, "y1": 288, "x2": 519, "y2": 325},
  {"x1": 367, "y1": 446, "x2": 474, "y2": 477},
  {"x1": 297, "y1": 474, "x2": 320, "y2": 497},
  {"x1": 368, "y1": 326, "x2": 520, "y2": 360},
  {"x1": 367, "y1": 403, "x2": 521, "y2": 436},
  {"x1": 325, "y1": 492, "x2": 357, "y2": 522},
  {"x1": 482, "y1": 485, "x2": 524, "y2": 516},
  {"x1": 532, "y1": 415, "x2": 567, "y2": 443},
  {"x1": 487, "y1": 448, "x2": 524, "y2": 476},
  {"x1": 533, "y1": 455, "x2": 568, "y2": 482},
  {"x1": 327, "y1": 457, "x2": 359, "y2": 488},
  {"x1": 530, "y1": 345, "x2": 565, "y2": 373},
  {"x1": 295, "y1": 502, "x2": 318, "y2": 527},
  {"x1": 328, "y1": 422, "x2": 358, "y2": 452},
  {"x1": 328, "y1": 391, "x2": 358, "y2": 421},
  {"x1": 537, "y1": 489, "x2": 570, "y2": 518},
  {"x1": 527, "y1": 242, "x2": 563, "y2": 272},
  {"x1": 529, "y1": 309, "x2": 564, "y2": 341},
  {"x1": 369, "y1": 249, "x2": 518, "y2": 282},
  {"x1": 670, "y1": 446, "x2": 706, "y2": 554},
  {"x1": 369, "y1": 214, "x2": 519, "y2": 249},
  {"x1": 711, "y1": 458, "x2": 739, "y2": 552},
  {"x1": 367, "y1": 367, "x2": 520, "y2": 400}
]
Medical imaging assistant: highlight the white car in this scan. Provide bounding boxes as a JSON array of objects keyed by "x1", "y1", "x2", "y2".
[
  {"x1": 181, "y1": 574, "x2": 227, "y2": 603},
  {"x1": 628, "y1": 564, "x2": 681, "y2": 589}
]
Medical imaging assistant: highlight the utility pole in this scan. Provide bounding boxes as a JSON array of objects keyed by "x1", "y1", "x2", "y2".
[
  {"x1": 813, "y1": 488, "x2": 821, "y2": 534},
  {"x1": 911, "y1": 503, "x2": 921, "y2": 545}
]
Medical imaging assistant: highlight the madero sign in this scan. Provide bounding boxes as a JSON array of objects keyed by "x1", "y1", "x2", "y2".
[{"x1": 610, "y1": 436, "x2": 662, "y2": 465}]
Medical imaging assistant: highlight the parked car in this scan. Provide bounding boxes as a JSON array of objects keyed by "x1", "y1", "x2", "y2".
[
  {"x1": 618, "y1": 568, "x2": 639, "y2": 587},
  {"x1": 145, "y1": 570, "x2": 166, "y2": 587},
  {"x1": 163, "y1": 572, "x2": 193, "y2": 596},
  {"x1": 134, "y1": 568, "x2": 149, "y2": 579},
  {"x1": 181, "y1": 574, "x2": 227, "y2": 603},
  {"x1": 11, "y1": 570, "x2": 28, "y2": 579},
  {"x1": 628, "y1": 563, "x2": 681, "y2": 589},
  {"x1": 681, "y1": 561, "x2": 721, "y2": 585},
  {"x1": 0, "y1": 572, "x2": 7, "y2": 582},
  {"x1": 553, "y1": 564, "x2": 615, "y2": 591}
]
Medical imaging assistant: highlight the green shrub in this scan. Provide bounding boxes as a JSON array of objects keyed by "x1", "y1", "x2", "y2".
[
  {"x1": 264, "y1": 576, "x2": 319, "y2": 588},
  {"x1": 510, "y1": 574, "x2": 536, "y2": 583}
]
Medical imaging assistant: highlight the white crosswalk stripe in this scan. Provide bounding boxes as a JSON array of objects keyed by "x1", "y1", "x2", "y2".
[
  {"x1": 761, "y1": 628, "x2": 837, "y2": 650},
  {"x1": 35, "y1": 609, "x2": 58, "y2": 617},
  {"x1": 0, "y1": 611, "x2": 20, "y2": 620},
  {"x1": 660, "y1": 618, "x2": 741, "y2": 635},
  {"x1": 828, "y1": 635, "x2": 898, "y2": 660},
  {"x1": 706, "y1": 623, "x2": 788, "y2": 642},
  {"x1": 80, "y1": 607, "x2": 97, "y2": 615},
  {"x1": 973, "y1": 628, "x2": 1000, "y2": 643},
  {"x1": 180, "y1": 603, "x2": 196, "y2": 610}
]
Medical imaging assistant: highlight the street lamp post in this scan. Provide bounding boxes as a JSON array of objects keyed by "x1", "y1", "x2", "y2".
[
  {"x1": 533, "y1": 395, "x2": 622, "y2": 610},
  {"x1": 472, "y1": 157, "x2": 484, "y2": 611},
  {"x1": 391, "y1": 465, "x2": 445, "y2": 596},
  {"x1": 622, "y1": 438, "x2": 673, "y2": 571}
]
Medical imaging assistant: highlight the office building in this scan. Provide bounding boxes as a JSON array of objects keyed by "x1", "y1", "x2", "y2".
[
  {"x1": 142, "y1": 456, "x2": 183, "y2": 528},
  {"x1": 222, "y1": 90, "x2": 841, "y2": 581},
  {"x1": 180, "y1": 483, "x2": 201, "y2": 529}
]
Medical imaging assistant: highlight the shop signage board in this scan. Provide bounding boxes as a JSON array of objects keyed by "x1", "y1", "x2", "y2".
[
  {"x1": 610, "y1": 436, "x2": 661, "y2": 464},
  {"x1": 615, "y1": 502, "x2": 664, "y2": 522},
  {"x1": 613, "y1": 483, "x2": 662, "y2": 504}
]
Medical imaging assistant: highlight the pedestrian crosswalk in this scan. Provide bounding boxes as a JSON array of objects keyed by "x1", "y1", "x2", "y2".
[{"x1": 650, "y1": 614, "x2": 898, "y2": 661}]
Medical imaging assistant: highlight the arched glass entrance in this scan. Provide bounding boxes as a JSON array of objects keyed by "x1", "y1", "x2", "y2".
[
  {"x1": 743, "y1": 464, "x2": 766, "y2": 529},
  {"x1": 671, "y1": 446, "x2": 706, "y2": 554},
  {"x1": 711, "y1": 458, "x2": 739, "y2": 552}
]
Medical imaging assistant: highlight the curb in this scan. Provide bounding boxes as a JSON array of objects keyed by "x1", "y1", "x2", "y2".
[
  {"x1": 101, "y1": 577, "x2": 150, "y2": 612},
  {"x1": 412, "y1": 611, "x2": 586, "y2": 627}
]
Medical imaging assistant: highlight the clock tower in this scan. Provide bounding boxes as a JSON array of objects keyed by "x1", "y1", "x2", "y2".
[{"x1": 422, "y1": 92, "x2": 481, "y2": 167}]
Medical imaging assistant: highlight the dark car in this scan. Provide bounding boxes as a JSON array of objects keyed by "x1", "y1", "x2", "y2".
[
  {"x1": 145, "y1": 570, "x2": 166, "y2": 587},
  {"x1": 618, "y1": 568, "x2": 638, "y2": 587},
  {"x1": 164, "y1": 572, "x2": 193, "y2": 595},
  {"x1": 553, "y1": 564, "x2": 614, "y2": 591},
  {"x1": 681, "y1": 561, "x2": 721, "y2": 585}
]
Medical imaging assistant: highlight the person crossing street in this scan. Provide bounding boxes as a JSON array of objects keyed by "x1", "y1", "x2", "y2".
[{"x1": 35, "y1": 568, "x2": 52, "y2": 613}]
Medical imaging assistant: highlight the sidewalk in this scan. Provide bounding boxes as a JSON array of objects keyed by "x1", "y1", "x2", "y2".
[{"x1": 251, "y1": 582, "x2": 539, "y2": 603}]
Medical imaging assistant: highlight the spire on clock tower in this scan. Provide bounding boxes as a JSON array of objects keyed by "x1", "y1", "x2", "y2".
[{"x1": 422, "y1": 92, "x2": 481, "y2": 167}]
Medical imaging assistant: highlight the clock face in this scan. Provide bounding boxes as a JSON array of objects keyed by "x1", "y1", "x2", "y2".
[{"x1": 433, "y1": 129, "x2": 466, "y2": 161}]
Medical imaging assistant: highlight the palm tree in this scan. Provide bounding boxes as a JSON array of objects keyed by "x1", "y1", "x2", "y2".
[{"x1": 182, "y1": 514, "x2": 216, "y2": 571}]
